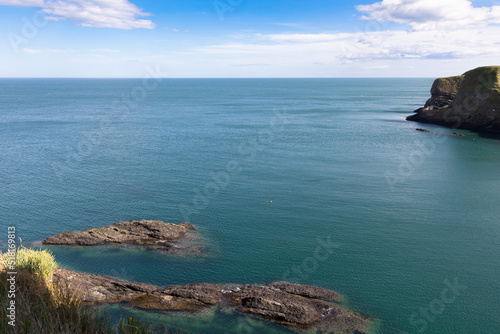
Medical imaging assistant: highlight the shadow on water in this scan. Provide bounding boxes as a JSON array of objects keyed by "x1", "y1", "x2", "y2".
[{"x1": 475, "y1": 130, "x2": 500, "y2": 140}]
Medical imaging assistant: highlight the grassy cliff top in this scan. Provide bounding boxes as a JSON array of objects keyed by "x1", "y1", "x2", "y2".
[{"x1": 460, "y1": 66, "x2": 500, "y2": 93}]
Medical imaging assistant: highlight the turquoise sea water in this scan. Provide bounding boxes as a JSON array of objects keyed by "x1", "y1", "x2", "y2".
[{"x1": 1, "y1": 78, "x2": 500, "y2": 333}]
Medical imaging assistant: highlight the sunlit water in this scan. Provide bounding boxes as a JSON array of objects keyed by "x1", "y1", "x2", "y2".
[{"x1": 1, "y1": 78, "x2": 499, "y2": 333}]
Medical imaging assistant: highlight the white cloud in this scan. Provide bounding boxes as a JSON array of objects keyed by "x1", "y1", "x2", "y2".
[
  {"x1": 90, "y1": 48, "x2": 119, "y2": 53},
  {"x1": 200, "y1": 26, "x2": 500, "y2": 65},
  {"x1": 166, "y1": 26, "x2": 189, "y2": 32},
  {"x1": 184, "y1": 27, "x2": 500, "y2": 77},
  {"x1": 0, "y1": 0, "x2": 43, "y2": 6},
  {"x1": 363, "y1": 65, "x2": 390, "y2": 69},
  {"x1": 42, "y1": 0, "x2": 155, "y2": 29},
  {"x1": 22, "y1": 48, "x2": 45, "y2": 54},
  {"x1": 0, "y1": 0, "x2": 155, "y2": 29},
  {"x1": 22, "y1": 48, "x2": 70, "y2": 54},
  {"x1": 356, "y1": 0, "x2": 500, "y2": 30},
  {"x1": 259, "y1": 33, "x2": 351, "y2": 43}
]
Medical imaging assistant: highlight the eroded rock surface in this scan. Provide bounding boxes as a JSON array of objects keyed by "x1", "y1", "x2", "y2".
[
  {"x1": 53, "y1": 268, "x2": 371, "y2": 333},
  {"x1": 43, "y1": 220, "x2": 198, "y2": 252},
  {"x1": 53, "y1": 268, "x2": 158, "y2": 303},
  {"x1": 223, "y1": 284, "x2": 369, "y2": 333},
  {"x1": 269, "y1": 281, "x2": 344, "y2": 303}
]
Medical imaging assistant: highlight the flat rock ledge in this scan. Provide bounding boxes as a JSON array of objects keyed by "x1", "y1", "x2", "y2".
[
  {"x1": 53, "y1": 268, "x2": 371, "y2": 334},
  {"x1": 42, "y1": 220, "x2": 200, "y2": 253}
]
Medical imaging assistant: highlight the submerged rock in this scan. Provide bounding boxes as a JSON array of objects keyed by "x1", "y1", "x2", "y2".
[
  {"x1": 415, "y1": 128, "x2": 467, "y2": 136},
  {"x1": 129, "y1": 283, "x2": 223, "y2": 311},
  {"x1": 53, "y1": 268, "x2": 372, "y2": 333},
  {"x1": 407, "y1": 66, "x2": 500, "y2": 133},
  {"x1": 43, "y1": 220, "x2": 198, "y2": 253}
]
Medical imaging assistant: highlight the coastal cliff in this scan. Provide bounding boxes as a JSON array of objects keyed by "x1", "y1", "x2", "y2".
[{"x1": 407, "y1": 66, "x2": 500, "y2": 133}]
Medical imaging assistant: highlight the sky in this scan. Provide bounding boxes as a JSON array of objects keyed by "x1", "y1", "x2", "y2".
[{"x1": 1, "y1": 0, "x2": 500, "y2": 78}]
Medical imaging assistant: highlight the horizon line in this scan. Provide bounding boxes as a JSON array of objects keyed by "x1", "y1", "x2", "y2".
[{"x1": 0, "y1": 77, "x2": 435, "y2": 79}]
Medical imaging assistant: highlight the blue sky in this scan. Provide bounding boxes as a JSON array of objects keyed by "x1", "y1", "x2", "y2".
[{"x1": 2, "y1": 0, "x2": 500, "y2": 77}]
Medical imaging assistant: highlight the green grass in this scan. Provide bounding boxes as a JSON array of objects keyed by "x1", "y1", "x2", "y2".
[
  {"x1": 461, "y1": 66, "x2": 500, "y2": 92},
  {"x1": 7, "y1": 247, "x2": 58, "y2": 278},
  {"x1": 0, "y1": 248, "x2": 183, "y2": 334}
]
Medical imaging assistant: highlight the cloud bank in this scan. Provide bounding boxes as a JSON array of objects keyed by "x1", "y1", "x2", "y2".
[
  {"x1": 356, "y1": 0, "x2": 500, "y2": 30},
  {"x1": 199, "y1": 26, "x2": 500, "y2": 68}
]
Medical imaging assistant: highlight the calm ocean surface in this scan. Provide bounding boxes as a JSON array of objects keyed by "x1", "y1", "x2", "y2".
[{"x1": 1, "y1": 78, "x2": 499, "y2": 333}]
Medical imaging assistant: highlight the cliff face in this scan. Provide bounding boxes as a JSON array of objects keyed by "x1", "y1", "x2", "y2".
[{"x1": 407, "y1": 66, "x2": 500, "y2": 133}]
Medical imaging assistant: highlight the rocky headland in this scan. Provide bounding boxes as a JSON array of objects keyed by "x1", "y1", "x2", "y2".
[
  {"x1": 53, "y1": 268, "x2": 371, "y2": 333},
  {"x1": 407, "y1": 66, "x2": 500, "y2": 133},
  {"x1": 42, "y1": 220, "x2": 200, "y2": 253}
]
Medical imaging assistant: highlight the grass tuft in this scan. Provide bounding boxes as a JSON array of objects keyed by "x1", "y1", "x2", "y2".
[
  {"x1": 10, "y1": 247, "x2": 58, "y2": 278},
  {"x1": 0, "y1": 248, "x2": 184, "y2": 334}
]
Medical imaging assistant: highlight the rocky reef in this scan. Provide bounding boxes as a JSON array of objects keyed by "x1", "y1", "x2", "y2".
[
  {"x1": 53, "y1": 268, "x2": 371, "y2": 333},
  {"x1": 407, "y1": 66, "x2": 500, "y2": 133},
  {"x1": 42, "y1": 220, "x2": 199, "y2": 253},
  {"x1": 45, "y1": 221, "x2": 372, "y2": 332}
]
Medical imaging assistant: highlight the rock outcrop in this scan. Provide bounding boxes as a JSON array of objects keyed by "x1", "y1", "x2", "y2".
[
  {"x1": 407, "y1": 66, "x2": 500, "y2": 132},
  {"x1": 53, "y1": 268, "x2": 158, "y2": 303},
  {"x1": 415, "y1": 128, "x2": 466, "y2": 136},
  {"x1": 53, "y1": 268, "x2": 371, "y2": 333},
  {"x1": 43, "y1": 220, "x2": 199, "y2": 253},
  {"x1": 223, "y1": 283, "x2": 369, "y2": 333}
]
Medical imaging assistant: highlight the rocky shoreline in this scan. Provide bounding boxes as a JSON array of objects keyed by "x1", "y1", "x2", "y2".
[
  {"x1": 44, "y1": 220, "x2": 372, "y2": 333},
  {"x1": 42, "y1": 220, "x2": 202, "y2": 253},
  {"x1": 53, "y1": 267, "x2": 371, "y2": 333},
  {"x1": 407, "y1": 66, "x2": 500, "y2": 133}
]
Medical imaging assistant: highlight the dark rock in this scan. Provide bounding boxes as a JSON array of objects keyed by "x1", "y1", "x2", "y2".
[
  {"x1": 52, "y1": 268, "x2": 158, "y2": 303},
  {"x1": 53, "y1": 268, "x2": 220, "y2": 311},
  {"x1": 43, "y1": 219, "x2": 198, "y2": 252},
  {"x1": 52, "y1": 268, "x2": 372, "y2": 333},
  {"x1": 163, "y1": 283, "x2": 222, "y2": 305},
  {"x1": 415, "y1": 128, "x2": 467, "y2": 136},
  {"x1": 240, "y1": 295, "x2": 322, "y2": 325},
  {"x1": 316, "y1": 306, "x2": 372, "y2": 334},
  {"x1": 269, "y1": 281, "x2": 344, "y2": 303},
  {"x1": 129, "y1": 284, "x2": 222, "y2": 311},
  {"x1": 127, "y1": 294, "x2": 208, "y2": 311},
  {"x1": 223, "y1": 284, "x2": 370, "y2": 332},
  {"x1": 408, "y1": 66, "x2": 500, "y2": 133},
  {"x1": 424, "y1": 75, "x2": 464, "y2": 109}
]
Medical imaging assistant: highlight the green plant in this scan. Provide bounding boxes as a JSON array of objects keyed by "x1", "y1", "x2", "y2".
[
  {"x1": 1, "y1": 246, "x2": 58, "y2": 279},
  {"x1": 0, "y1": 248, "x2": 187, "y2": 333},
  {"x1": 116, "y1": 317, "x2": 152, "y2": 334}
]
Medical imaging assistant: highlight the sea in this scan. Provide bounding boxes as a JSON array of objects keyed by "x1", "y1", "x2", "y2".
[{"x1": 1, "y1": 78, "x2": 499, "y2": 333}]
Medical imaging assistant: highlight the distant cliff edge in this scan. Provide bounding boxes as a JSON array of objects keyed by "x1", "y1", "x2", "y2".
[{"x1": 407, "y1": 66, "x2": 500, "y2": 133}]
